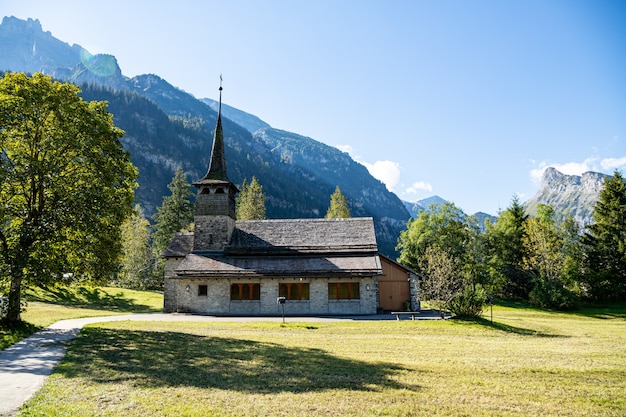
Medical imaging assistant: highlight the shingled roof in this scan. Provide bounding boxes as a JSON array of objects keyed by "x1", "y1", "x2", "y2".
[
  {"x1": 163, "y1": 217, "x2": 381, "y2": 277},
  {"x1": 175, "y1": 253, "x2": 381, "y2": 277},
  {"x1": 229, "y1": 217, "x2": 378, "y2": 254}
]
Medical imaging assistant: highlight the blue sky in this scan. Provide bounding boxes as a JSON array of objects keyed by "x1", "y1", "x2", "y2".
[{"x1": 4, "y1": 0, "x2": 626, "y2": 215}]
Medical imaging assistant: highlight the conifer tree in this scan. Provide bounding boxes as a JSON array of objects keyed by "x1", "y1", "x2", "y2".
[
  {"x1": 151, "y1": 167, "x2": 194, "y2": 258},
  {"x1": 236, "y1": 176, "x2": 267, "y2": 220},
  {"x1": 582, "y1": 170, "x2": 626, "y2": 300},
  {"x1": 325, "y1": 186, "x2": 351, "y2": 218},
  {"x1": 483, "y1": 195, "x2": 531, "y2": 298}
]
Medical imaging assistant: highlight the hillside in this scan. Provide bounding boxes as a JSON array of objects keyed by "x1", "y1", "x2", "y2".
[{"x1": 0, "y1": 16, "x2": 410, "y2": 256}]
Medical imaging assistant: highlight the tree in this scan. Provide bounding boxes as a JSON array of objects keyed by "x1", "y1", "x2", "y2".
[
  {"x1": 118, "y1": 204, "x2": 154, "y2": 290},
  {"x1": 236, "y1": 176, "x2": 266, "y2": 220},
  {"x1": 397, "y1": 202, "x2": 471, "y2": 273},
  {"x1": 483, "y1": 195, "x2": 531, "y2": 298},
  {"x1": 521, "y1": 205, "x2": 580, "y2": 309},
  {"x1": 419, "y1": 246, "x2": 465, "y2": 317},
  {"x1": 325, "y1": 186, "x2": 351, "y2": 218},
  {"x1": 0, "y1": 72, "x2": 137, "y2": 322},
  {"x1": 582, "y1": 170, "x2": 626, "y2": 300},
  {"x1": 397, "y1": 202, "x2": 485, "y2": 316},
  {"x1": 151, "y1": 167, "x2": 194, "y2": 259}
]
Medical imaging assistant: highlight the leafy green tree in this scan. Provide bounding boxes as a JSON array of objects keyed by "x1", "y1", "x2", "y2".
[
  {"x1": 397, "y1": 202, "x2": 485, "y2": 316},
  {"x1": 0, "y1": 72, "x2": 137, "y2": 322},
  {"x1": 151, "y1": 167, "x2": 194, "y2": 259},
  {"x1": 236, "y1": 176, "x2": 267, "y2": 220},
  {"x1": 118, "y1": 204, "x2": 154, "y2": 290},
  {"x1": 325, "y1": 186, "x2": 351, "y2": 219},
  {"x1": 397, "y1": 202, "x2": 471, "y2": 273},
  {"x1": 483, "y1": 195, "x2": 531, "y2": 298},
  {"x1": 582, "y1": 170, "x2": 626, "y2": 300},
  {"x1": 419, "y1": 246, "x2": 465, "y2": 316},
  {"x1": 522, "y1": 205, "x2": 580, "y2": 309}
]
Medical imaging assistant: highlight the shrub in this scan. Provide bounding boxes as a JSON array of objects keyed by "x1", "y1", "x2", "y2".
[
  {"x1": 448, "y1": 284, "x2": 487, "y2": 318},
  {"x1": 529, "y1": 280, "x2": 579, "y2": 310}
]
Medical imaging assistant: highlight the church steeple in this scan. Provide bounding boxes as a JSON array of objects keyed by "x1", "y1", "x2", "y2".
[
  {"x1": 198, "y1": 77, "x2": 229, "y2": 182},
  {"x1": 192, "y1": 78, "x2": 238, "y2": 252}
]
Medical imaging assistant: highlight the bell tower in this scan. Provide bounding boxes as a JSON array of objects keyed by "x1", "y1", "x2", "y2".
[{"x1": 192, "y1": 78, "x2": 238, "y2": 252}]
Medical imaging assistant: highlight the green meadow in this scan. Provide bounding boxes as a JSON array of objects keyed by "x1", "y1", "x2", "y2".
[
  {"x1": 11, "y1": 295, "x2": 626, "y2": 417},
  {"x1": 1, "y1": 286, "x2": 163, "y2": 350}
]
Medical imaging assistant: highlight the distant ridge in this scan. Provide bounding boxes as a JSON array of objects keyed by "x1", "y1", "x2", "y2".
[
  {"x1": 402, "y1": 196, "x2": 497, "y2": 230},
  {"x1": 402, "y1": 196, "x2": 448, "y2": 218},
  {"x1": 200, "y1": 98, "x2": 270, "y2": 134}
]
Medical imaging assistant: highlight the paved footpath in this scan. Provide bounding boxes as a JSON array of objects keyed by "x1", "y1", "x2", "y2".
[{"x1": 0, "y1": 312, "x2": 433, "y2": 416}]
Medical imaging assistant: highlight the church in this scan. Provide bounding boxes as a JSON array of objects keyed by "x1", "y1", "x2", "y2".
[{"x1": 162, "y1": 85, "x2": 418, "y2": 316}]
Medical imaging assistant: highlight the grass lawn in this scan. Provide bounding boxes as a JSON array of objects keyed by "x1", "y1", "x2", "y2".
[
  {"x1": 17, "y1": 304, "x2": 626, "y2": 417},
  {"x1": 0, "y1": 286, "x2": 163, "y2": 350}
]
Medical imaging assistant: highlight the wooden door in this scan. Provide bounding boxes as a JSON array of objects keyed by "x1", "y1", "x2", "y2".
[{"x1": 378, "y1": 279, "x2": 410, "y2": 311}]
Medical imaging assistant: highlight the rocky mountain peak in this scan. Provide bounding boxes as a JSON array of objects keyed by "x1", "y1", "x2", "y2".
[
  {"x1": 525, "y1": 167, "x2": 607, "y2": 226},
  {"x1": 2, "y1": 16, "x2": 43, "y2": 32}
]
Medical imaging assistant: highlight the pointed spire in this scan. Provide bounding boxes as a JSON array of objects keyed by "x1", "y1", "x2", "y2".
[{"x1": 200, "y1": 76, "x2": 228, "y2": 182}]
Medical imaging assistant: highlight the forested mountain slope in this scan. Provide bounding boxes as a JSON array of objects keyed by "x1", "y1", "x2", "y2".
[{"x1": 0, "y1": 16, "x2": 409, "y2": 256}]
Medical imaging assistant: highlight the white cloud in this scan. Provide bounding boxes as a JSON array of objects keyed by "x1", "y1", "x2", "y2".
[
  {"x1": 360, "y1": 160, "x2": 401, "y2": 191},
  {"x1": 405, "y1": 181, "x2": 433, "y2": 194},
  {"x1": 601, "y1": 157, "x2": 626, "y2": 170},
  {"x1": 553, "y1": 159, "x2": 598, "y2": 175},
  {"x1": 335, "y1": 144, "x2": 401, "y2": 191},
  {"x1": 530, "y1": 157, "x2": 599, "y2": 183}
]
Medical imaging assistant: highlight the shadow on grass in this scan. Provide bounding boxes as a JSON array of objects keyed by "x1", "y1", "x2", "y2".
[
  {"x1": 459, "y1": 316, "x2": 566, "y2": 338},
  {"x1": 0, "y1": 320, "x2": 42, "y2": 350},
  {"x1": 573, "y1": 303, "x2": 626, "y2": 320},
  {"x1": 25, "y1": 286, "x2": 158, "y2": 313},
  {"x1": 58, "y1": 328, "x2": 417, "y2": 393}
]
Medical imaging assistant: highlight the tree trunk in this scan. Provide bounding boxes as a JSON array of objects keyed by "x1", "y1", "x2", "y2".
[{"x1": 6, "y1": 271, "x2": 22, "y2": 322}]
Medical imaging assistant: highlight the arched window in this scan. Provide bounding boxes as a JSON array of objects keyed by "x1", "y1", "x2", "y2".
[
  {"x1": 230, "y1": 283, "x2": 261, "y2": 300},
  {"x1": 328, "y1": 282, "x2": 360, "y2": 300},
  {"x1": 279, "y1": 282, "x2": 310, "y2": 300}
]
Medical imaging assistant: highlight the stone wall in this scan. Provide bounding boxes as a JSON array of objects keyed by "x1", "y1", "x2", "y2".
[
  {"x1": 193, "y1": 215, "x2": 235, "y2": 252},
  {"x1": 163, "y1": 257, "x2": 182, "y2": 312},
  {"x1": 163, "y1": 275, "x2": 378, "y2": 315}
]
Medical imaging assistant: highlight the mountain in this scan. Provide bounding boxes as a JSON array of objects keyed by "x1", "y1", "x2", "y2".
[
  {"x1": 403, "y1": 196, "x2": 456, "y2": 217},
  {"x1": 524, "y1": 167, "x2": 606, "y2": 226},
  {"x1": 402, "y1": 196, "x2": 496, "y2": 231},
  {"x1": 0, "y1": 17, "x2": 80, "y2": 75},
  {"x1": 0, "y1": 16, "x2": 410, "y2": 257},
  {"x1": 200, "y1": 98, "x2": 270, "y2": 134},
  {"x1": 473, "y1": 212, "x2": 498, "y2": 230}
]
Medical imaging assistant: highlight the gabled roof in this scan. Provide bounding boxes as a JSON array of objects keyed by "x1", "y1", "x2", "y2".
[
  {"x1": 228, "y1": 217, "x2": 378, "y2": 255},
  {"x1": 378, "y1": 253, "x2": 422, "y2": 278},
  {"x1": 163, "y1": 218, "x2": 378, "y2": 258},
  {"x1": 163, "y1": 217, "x2": 381, "y2": 278},
  {"x1": 162, "y1": 232, "x2": 194, "y2": 258}
]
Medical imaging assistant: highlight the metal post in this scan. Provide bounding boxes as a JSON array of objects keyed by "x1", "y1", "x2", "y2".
[
  {"x1": 277, "y1": 296, "x2": 286, "y2": 324},
  {"x1": 281, "y1": 303, "x2": 285, "y2": 324}
]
